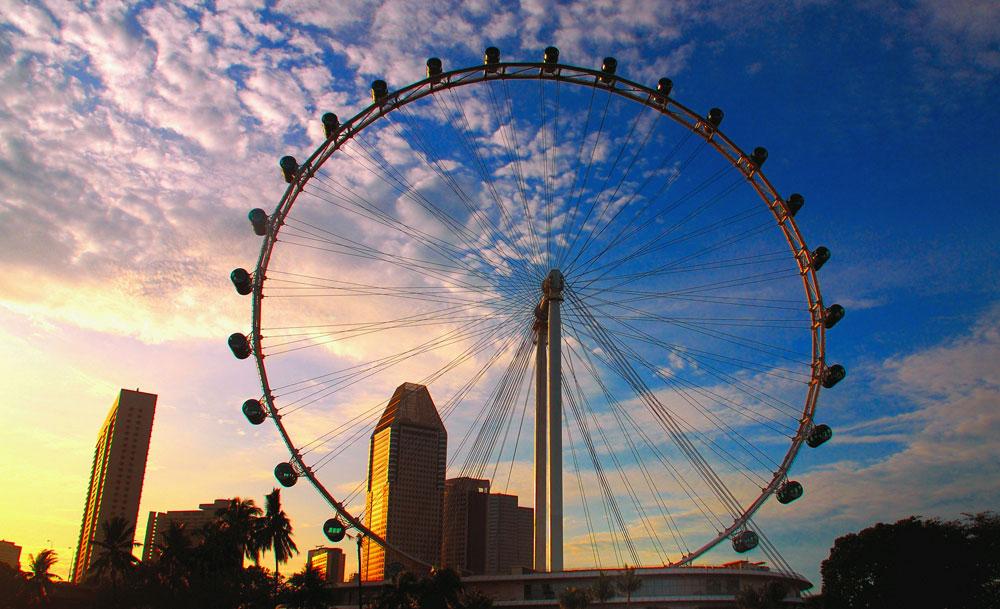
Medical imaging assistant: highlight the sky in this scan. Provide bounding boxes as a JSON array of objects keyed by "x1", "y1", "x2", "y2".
[{"x1": 1, "y1": 0, "x2": 999, "y2": 591}]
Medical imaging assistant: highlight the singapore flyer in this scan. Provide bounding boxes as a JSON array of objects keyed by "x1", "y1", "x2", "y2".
[{"x1": 229, "y1": 47, "x2": 845, "y2": 576}]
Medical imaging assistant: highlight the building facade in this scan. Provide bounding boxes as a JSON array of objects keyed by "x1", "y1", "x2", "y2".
[
  {"x1": 308, "y1": 547, "x2": 346, "y2": 583},
  {"x1": 362, "y1": 382, "x2": 447, "y2": 581},
  {"x1": 442, "y1": 477, "x2": 534, "y2": 575},
  {"x1": 70, "y1": 389, "x2": 156, "y2": 582},
  {"x1": 142, "y1": 499, "x2": 232, "y2": 562},
  {"x1": 0, "y1": 540, "x2": 22, "y2": 570}
]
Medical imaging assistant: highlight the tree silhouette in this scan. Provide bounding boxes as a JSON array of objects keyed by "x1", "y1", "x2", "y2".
[
  {"x1": 591, "y1": 571, "x2": 615, "y2": 606},
  {"x1": 217, "y1": 496, "x2": 263, "y2": 567},
  {"x1": 90, "y1": 517, "x2": 140, "y2": 583},
  {"x1": 286, "y1": 563, "x2": 335, "y2": 609},
  {"x1": 559, "y1": 586, "x2": 591, "y2": 609},
  {"x1": 255, "y1": 488, "x2": 298, "y2": 601},
  {"x1": 24, "y1": 549, "x2": 60, "y2": 606},
  {"x1": 736, "y1": 582, "x2": 788, "y2": 609},
  {"x1": 616, "y1": 567, "x2": 642, "y2": 607}
]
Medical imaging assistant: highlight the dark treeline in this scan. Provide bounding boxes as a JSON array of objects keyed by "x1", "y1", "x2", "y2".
[{"x1": 0, "y1": 488, "x2": 333, "y2": 609}]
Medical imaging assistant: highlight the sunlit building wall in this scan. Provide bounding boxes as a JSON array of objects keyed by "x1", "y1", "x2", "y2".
[
  {"x1": 70, "y1": 389, "x2": 156, "y2": 582},
  {"x1": 361, "y1": 383, "x2": 447, "y2": 581},
  {"x1": 142, "y1": 499, "x2": 232, "y2": 562},
  {"x1": 308, "y1": 547, "x2": 347, "y2": 583}
]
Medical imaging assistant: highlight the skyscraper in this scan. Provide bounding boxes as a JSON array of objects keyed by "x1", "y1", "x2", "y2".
[
  {"x1": 142, "y1": 499, "x2": 231, "y2": 562},
  {"x1": 70, "y1": 389, "x2": 156, "y2": 582},
  {"x1": 442, "y1": 477, "x2": 534, "y2": 575},
  {"x1": 361, "y1": 382, "x2": 446, "y2": 581}
]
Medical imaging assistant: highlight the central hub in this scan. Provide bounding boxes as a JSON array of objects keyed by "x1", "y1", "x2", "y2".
[{"x1": 542, "y1": 268, "x2": 564, "y2": 302}]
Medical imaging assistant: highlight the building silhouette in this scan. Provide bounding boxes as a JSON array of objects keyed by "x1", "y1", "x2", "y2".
[
  {"x1": 70, "y1": 389, "x2": 156, "y2": 582},
  {"x1": 0, "y1": 540, "x2": 21, "y2": 570},
  {"x1": 442, "y1": 477, "x2": 533, "y2": 575},
  {"x1": 361, "y1": 382, "x2": 446, "y2": 581},
  {"x1": 308, "y1": 547, "x2": 346, "y2": 583},
  {"x1": 142, "y1": 499, "x2": 232, "y2": 562}
]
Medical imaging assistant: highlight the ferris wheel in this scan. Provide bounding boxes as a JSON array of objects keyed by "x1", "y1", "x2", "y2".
[{"x1": 228, "y1": 47, "x2": 845, "y2": 573}]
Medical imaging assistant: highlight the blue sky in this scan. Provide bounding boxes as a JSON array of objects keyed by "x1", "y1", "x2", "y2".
[{"x1": 1, "y1": 0, "x2": 998, "y2": 589}]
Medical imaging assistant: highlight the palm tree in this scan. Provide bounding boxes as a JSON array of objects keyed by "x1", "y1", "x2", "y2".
[
  {"x1": 24, "y1": 549, "x2": 60, "y2": 605},
  {"x1": 217, "y1": 496, "x2": 262, "y2": 567},
  {"x1": 418, "y1": 567, "x2": 463, "y2": 609},
  {"x1": 90, "y1": 517, "x2": 140, "y2": 583},
  {"x1": 616, "y1": 566, "x2": 642, "y2": 608},
  {"x1": 154, "y1": 521, "x2": 193, "y2": 595},
  {"x1": 591, "y1": 572, "x2": 615, "y2": 606},
  {"x1": 286, "y1": 564, "x2": 335, "y2": 609},
  {"x1": 255, "y1": 488, "x2": 298, "y2": 599}
]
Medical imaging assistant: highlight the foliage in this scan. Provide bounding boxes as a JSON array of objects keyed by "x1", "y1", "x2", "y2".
[
  {"x1": 89, "y1": 516, "x2": 140, "y2": 584},
  {"x1": 615, "y1": 567, "x2": 642, "y2": 607},
  {"x1": 216, "y1": 496, "x2": 263, "y2": 566},
  {"x1": 736, "y1": 581, "x2": 788, "y2": 609},
  {"x1": 559, "y1": 586, "x2": 592, "y2": 609},
  {"x1": 0, "y1": 562, "x2": 27, "y2": 609},
  {"x1": 25, "y1": 549, "x2": 61, "y2": 606},
  {"x1": 255, "y1": 488, "x2": 299, "y2": 599},
  {"x1": 591, "y1": 571, "x2": 615, "y2": 605},
  {"x1": 821, "y1": 512, "x2": 1000, "y2": 609},
  {"x1": 286, "y1": 564, "x2": 335, "y2": 609}
]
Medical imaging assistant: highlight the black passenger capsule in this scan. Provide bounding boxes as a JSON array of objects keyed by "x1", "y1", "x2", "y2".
[
  {"x1": 807, "y1": 424, "x2": 833, "y2": 447},
  {"x1": 323, "y1": 518, "x2": 346, "y2": 542},
  {"x1": 824, "y1": 304, "x2": 845, "y2": 329},
  {"x1": 242, "y1": 399, "x2": 266, "y2": 425},
  {"x1": 484, "y1": 46, "x2": 500, "y2": 71},
  {"x1": 811, "y1": 246, "x2": 831, "y2": 271},
  {"x1": 274, "y1": 462, "x2": 298, "y2": 487},
  {"x1": 656, "y1": 78, "x2": 673, "y2": 98},
  {"x1": 785, "y1": 193, "x2": 804, "y2": 217},
  {"x1": 248, "y1": 208, "x2": 268, "y2": 236},
  {"x1": 600, "y1": 57, "x2": 617, "y2": 83},
  {"x1": 279, "y1": 156, "x2": 298, "y2": 184},
  {"x1": 776, "y1": 481, "x2": 804, "y2": 504},
  {"x1": 822, "y1": 364, "x2": 846, "y2": 388},
  {"x1": 750, "y1": 147, "x2": 768, "y2": 168},
  {"x1": 228, "y1": 333, "x2": 251, "y2": 360},
  {"x1": 321, "y1": 113, "x2": 339, "y2": 139},
  {"x1": 707, "y1": 107, "x2": 724, "y2": 127},
  {"x1": 371, "y1": 80, "x2": 388, "y2": 103},
  {"x1": 426, "y1": 57, "x2": 442, "y2": 78},
  {"x1": 230, "y1": 268, "x2": 252, "y2": 295},
  {"x1": 544, "y1": 46, "x2": 560, "y2": 63},
  {"x1": 732, "y1": 530, "x2": 759, "y2": 553}
]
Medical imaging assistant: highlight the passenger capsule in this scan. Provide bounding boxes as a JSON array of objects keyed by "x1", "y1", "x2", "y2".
[
  {"x1": 732, "y1": 530, "x2": 759, "y2": 553},
  {"x1": 543, "y1": 46, "x2": 560, "y2": 70},
  {"x1": 807, "y1": 424, "x2": 833, "y2": 448},
  {"x1": 426, "y1": 57, "x2": 443, "y2": 78},
  {"x1": 274, "y1": 462, "x2": 298, "y2": 487},
  {"x1": 822, "y1": 364, "x2": 846, "y2": 388},
  {"x1": 600, "y1": 57, "x2": 617, "y2": 83},
  {"x1": 811, "y1": 246, "x2": 831, "y2": 271},
  {"x1": 656, "y1": 78, "x2": 673, "y2": 99},
  {"x1": 242, "y1": 399, "x2": 266, "y2": 425},
  {"x1": 785, "y1": 193, "x2": 805, "y2": 217},
  {"x1": 707, "y1": 107, "x2": 724, "y2": 128},
  {"x1": 823, "y1": 304, "x2": 845, "y2": 329},
  {"x1": 371, "y1": 80, "x2": 388, "y2": 103},
  {"x1": 248, "y1": 208, "x2": 268, "y2": 236},
  {"x1": 321, "y1": 113, "x2": 340, "y2": 139},
  {"x1": 750, "y1": 147, "x2": 768, "y2": 168},
  {"x1": 279, "y1": 156, "x2": 299, "y2": 184},
  {"x1": 484, "y1": 46, "x2": 500, "y2": 71},
  {"x1": 230, "y1": 268, "x2": 252, "y2": 295},
  {"x1": 776, "y1": 480, "x2": 804, "y2": 504},
  {"x1": 228, "y1": 333, "x2": 251, "y2": 360},
  {"x1": 323, "y1": 518, "x2": 347, "y2": 542}
]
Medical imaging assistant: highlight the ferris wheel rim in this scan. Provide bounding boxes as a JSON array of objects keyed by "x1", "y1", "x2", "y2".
[{"x1": 247, "y1": 56, "x2": 829, "y2": 570}]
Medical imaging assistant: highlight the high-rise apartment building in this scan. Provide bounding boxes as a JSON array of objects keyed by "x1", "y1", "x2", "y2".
[
  {"x1": 361, "y1": 382, "x2": 447, "y2": 581},
  {"x1": 307, "y1": 547, "x2": 346, "y2": 583},
  {"x1": 142, "y1": 499, "x2": 232, "y2": 562},
  {"x1": 442, "y1": 477, "x2": 534, "y2": 575},
  {"x1": 70, "y1": 389, "x2": 156, "y2": 582},
  {"x1": 0, "y1": 540, "x2": 21, "y2": 570}
]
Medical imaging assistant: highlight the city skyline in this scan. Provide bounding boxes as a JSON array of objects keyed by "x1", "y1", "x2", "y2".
[{"x1": 1, "y1": 0, "x2": 998, "y2": 589}]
